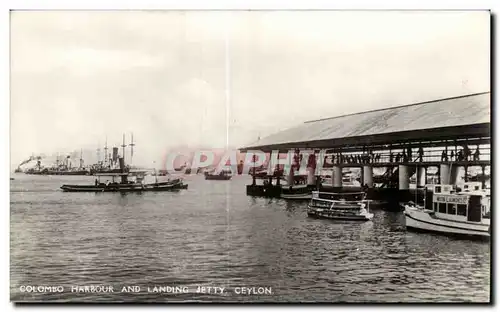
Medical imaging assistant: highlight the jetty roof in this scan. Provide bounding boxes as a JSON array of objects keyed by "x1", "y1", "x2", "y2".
[{"x1": 239, "y1": 92, "x2": 491, "y2": 152}]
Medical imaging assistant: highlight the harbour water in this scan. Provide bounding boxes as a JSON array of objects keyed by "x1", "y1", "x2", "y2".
[{"x1": 10, "y1": 174, "x2": 490, "y2": 302}]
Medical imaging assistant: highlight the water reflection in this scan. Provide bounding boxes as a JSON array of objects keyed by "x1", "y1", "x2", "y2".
[{"x1": 10, "y1": 175, "x2": 490, "y2": 302}]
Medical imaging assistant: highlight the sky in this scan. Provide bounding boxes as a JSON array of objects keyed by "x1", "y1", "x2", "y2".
[{"x1": 10, "y1": 10, "x2": 490, "y2": 168}]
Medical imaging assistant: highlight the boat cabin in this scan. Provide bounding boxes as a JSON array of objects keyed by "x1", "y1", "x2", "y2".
[
  {"x1": 460, "y1": 182, "x2": 482, "y2": 192},
  {"x1": 94, "y1": 171, "x2": 146, "y2": 185},
  {"x1": 313, "y1": 191, "x2": 365, "y2": 201},
  {"x1": 311, "y1": 191, "x2": 367, "y2": 208},
  {"x1": 426, "y1": 184, "x2": 486, "y2": 223}
]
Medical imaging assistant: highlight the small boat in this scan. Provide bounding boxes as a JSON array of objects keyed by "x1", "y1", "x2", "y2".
[
  {"x1": 61, "y1": 156, "x2": 188, "y2": 192},
  {"x1": 204, "y1": 169, "x2": 232, "y2": 180},
  {"x1": 281, "y1": 185, "x2": 314, "y2": 200},
  {"x1": 404, "y1": 184, "x2": 490, "y2": 239},
  {"x1": 61, "y1": 173, "x2": 187, "y2": 192},
  {"x1": 307, "y1": 191, "x2": 373, "y2": 221}
]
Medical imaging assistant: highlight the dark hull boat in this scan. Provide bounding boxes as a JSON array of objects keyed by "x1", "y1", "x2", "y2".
[
  {"x1": 61, "y1": 148, "x2": 188, "y2": 192},
  {"x1": 281, "y1": 185, "x2": 315, "y2": 200},
  {"x1": 205, "y1": 174, "x2": 232, "y2": 180},
  {"x1": 26, "y1": 168, "x2": 90, "y2": 175},
  {"x1": 61, "y1": 178, "x2": 188, "y2": 192},
  {"x1": 204, "y1": 170, "x2": 232, "y2": 180},
  {"x1": 47, "y1": 170, "x2": 90, "y2": 176}
]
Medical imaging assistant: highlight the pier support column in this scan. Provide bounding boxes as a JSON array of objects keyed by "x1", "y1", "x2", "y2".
[
  {"x1": 307, "y1": 167, "x2": 316, "y2": 185},
  {"x1": 363, "y1": 165, "x2": 373, "y2": 188},
  {"x1": 450, "y1": 165, "x2": 459, "y2": 185},
  {"x1": 416, "y1": 167, "x2": 426, "y2": 188},
  {"x1": 398, "y1": 165, "x2": 410, "y2": 190},
  {"x1": 481, "y1": 166, "x2": 486, "y2": 189},
  {"x1": 440, "y1": 164, "x2": 450, "y2": 185},
  {"x1": 332, "y1": 166, "x2": 342, "y2": 188},
  {"x1": 287, "y1": 167, "x2": 294, "y2": 186}
]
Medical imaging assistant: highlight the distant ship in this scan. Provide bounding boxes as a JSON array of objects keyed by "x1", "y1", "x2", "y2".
[
  {"x1": 61, "y1": 134, "x2": 188, "y2": 192},
  {"x1": 204, "y1": 168, "x2": 232, "y2": 180},
  {"x1": 24, "y1": 152, "x2": 90, "y2": 176},
  {"x1": 89, "y1": 135, "x2": 132, "y2": 175}
]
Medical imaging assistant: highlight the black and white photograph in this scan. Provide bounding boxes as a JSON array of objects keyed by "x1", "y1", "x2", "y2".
[{"x1": 9, "y1": 9, "x2": 491, "y2": 303}]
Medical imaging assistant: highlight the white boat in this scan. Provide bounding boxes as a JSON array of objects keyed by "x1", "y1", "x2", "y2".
[
  {"x1": 404, "y1": 184, "x2": 490, "y2": 239},
  {"x1": 307, "y1": 191, "x2": 373, "y2": 221},
  {"x1": 457, "y1": 182, "x2": 490, "y2": 218}
]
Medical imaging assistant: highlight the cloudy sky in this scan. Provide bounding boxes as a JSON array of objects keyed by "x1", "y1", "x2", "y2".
[{"x1": 10, "y1": 10, "x2": 490, "y2": 167}]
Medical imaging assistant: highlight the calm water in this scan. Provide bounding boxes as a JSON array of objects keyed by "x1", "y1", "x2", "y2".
[{"x1": 10, "y1": 174, "x2": 490, "y2": 302}]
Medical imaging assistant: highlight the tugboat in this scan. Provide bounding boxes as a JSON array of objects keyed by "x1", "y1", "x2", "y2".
[
  {"x1": 61, "y1": 134, "x2": 188, "y2": 192},
  {"x1": 307, "y1": 191, "x2": 373, "y2": 221},
  {"x1": 204, "y1": 168, "x2": 232, "y2": 180},
  {"x1": 61, "y1": 157, "x2": 188, "y2": 192},
  {"x1": 404, "y1": 184, "x2": 490, "y2": 239}
]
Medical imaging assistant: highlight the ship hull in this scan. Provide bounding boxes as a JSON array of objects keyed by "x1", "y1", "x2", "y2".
[
  {"x1": 61, "y1": 181, "x2": 188, "y2": 192},
  {"x1": 90, "y1": 169, "x2": 126, "y2": 175},
  {"x1": 307, "y1": 207, "x2": 373, "y2": 221},
  {"x1": 26, "y1": 170, "x2": 90, "y2": 176},
  {"x1": 205, "y1": 175, "x2": 232, "y2": 180},
  {"x1": 281, "y1": 193, "x2": 312, "y2": 200}
]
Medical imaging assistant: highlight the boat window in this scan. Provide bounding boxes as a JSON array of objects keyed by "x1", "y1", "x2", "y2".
[
  {"x1": 447, "y1": 204, "x2": 457, "y2": 215},
  {"x1": 457, "y1": 204, "x2": 467, "y2": 216},
  {"x1": 438, "y1": 203, "x2": 447, "y2": 213},
  {"x1": 435, "y1": 186, "x2": 441, "y2": 193}
]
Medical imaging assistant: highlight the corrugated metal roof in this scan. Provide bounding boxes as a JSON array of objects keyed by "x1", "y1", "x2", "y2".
[{"x1": 241, "y1": 92, "x2": 490, "y2": 150}]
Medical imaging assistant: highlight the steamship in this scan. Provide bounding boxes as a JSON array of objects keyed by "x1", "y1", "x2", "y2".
[
  {"x1": 61, "y1": 134, "x2": 188, "y2": 192},
  {"x1": 24, "y1": 152, "x2": 90, "y2": 176}
]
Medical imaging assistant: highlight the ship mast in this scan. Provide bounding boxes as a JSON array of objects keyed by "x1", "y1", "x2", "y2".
[
  {"x1": 121, "y1": 134, "x2": 126, "y2": 163},
  {"x1": 104, "y1": 136, "x2": 108, "y2": 166},
  {"x1": 129, "y1": 133, "x2": 135, "y2": 167},
  {"x1": 96, "y1": 141, "x2": 101, "y2": 165},
  {"x1": 79, "y1": 149, "x2": 83, "y2": 168}
]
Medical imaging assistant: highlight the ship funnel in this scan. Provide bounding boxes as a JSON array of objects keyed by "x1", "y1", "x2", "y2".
[
  {"x1": 112, "y1": 147, "x2": 119, "y2": 162},
  {"x1": 118, "y1": 157, "x2": 127, "y2": 183},
  {"x1": 118, "y1": 157, "x2": 125, "y2": 172}
]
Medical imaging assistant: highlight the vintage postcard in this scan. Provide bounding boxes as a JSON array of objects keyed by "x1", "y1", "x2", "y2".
[{"x1": 10, "y1": 10, "x2": 490, "y2": 303}]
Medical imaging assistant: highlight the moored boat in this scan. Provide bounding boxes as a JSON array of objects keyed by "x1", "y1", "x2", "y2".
[
  {"x1": 61, "y1": 172, "x2": 188, "y2": 192},
  {"x1": 281, "y1": 185, "x2": 314, "y2": 200},
  {"x1": 404, "y1": 184, "x2": 490, "y2": 239},
  {"x1": 61, "y1": 153, "x2": 188, "y2": 192},
  {"x1": 204, "y1": 169, "x2": 232, "y2": 180},
  {"x1": 307, "y1": 191, "x2": 373, "y2": 221}
]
